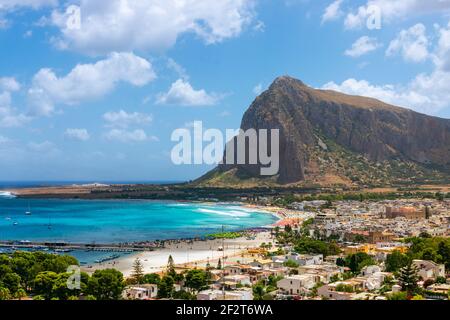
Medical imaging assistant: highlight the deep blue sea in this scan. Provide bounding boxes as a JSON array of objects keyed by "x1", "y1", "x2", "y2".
[{"x1": 0, "y1": 196, "x2": 276, "y2": 244}]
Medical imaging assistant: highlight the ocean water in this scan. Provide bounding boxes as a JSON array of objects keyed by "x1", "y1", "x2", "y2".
[{"x1": 0, "y1": 196, "x2": 276, "y2": 244}]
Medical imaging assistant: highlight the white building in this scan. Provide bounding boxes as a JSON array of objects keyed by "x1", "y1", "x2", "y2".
[
  {"x1": 412, "y1": 260, "x2": 446, "y2": 280},
  {"x1": 277, "y1": 274, "x2": 320, "y2": 296},
  {"x1": 122, "y1": 284, "x2": 158, "y2": 300},
  {"x1": 197, "y1": 289, "x2": 253, "y2": 301}
]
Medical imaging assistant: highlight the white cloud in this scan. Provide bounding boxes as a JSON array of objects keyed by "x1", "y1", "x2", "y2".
[
  {"x1": 104, "y1": 128, "x2": 158, "y2": 143},
  {"x1": 0, "y1": 0, "x2": 57, "y2": 11},
  {"x1": 0, "y1": 79, "x2": 25, "y2": 127},
  {"x1": 434, "y1": 21, "x2": 450, "y2": 71},
  {"x1": 64, "y1": 128, "x2": 90, "y2": 141},
  {"x1": 50, "y1": 0, "x2": 256, "y2": 55},
  {"x1": 386, "y1": 24, "x2": 429, "y2": 63},
  {"x1": 28, "y1": 52, "x2": 156, "y2": 116},
  {"x1": 0, "y1": 77, "x2": 20, "y2": 91},
  {"x1": 103, "y1": 110, "x2": 153, "y2": 128},
  {"x1": 345, "y1": 36, "x2": 381, "y2": 57},
  {"x1": 156, "y1": 79, "x2": 220, "y2": 106},
  {"x1": 253, "y1": 83, "x2": 263, "y2": 95},
  {"x1": 326, "y1": 19, "x2": 450, "y2": 115},
  {"x1": 344, "y1": 0, "x2": 450, "y2": 29},
  {"x1": 167, "y1": 58, "x2": 189, "y2": 80},
  {"x1": 322, "y1": 0, "x2": 344, "y2": 24},
  {"x1": 27, "y1": 140, "x2": 59, "y2": 155},
  {"x1": 0, "y1": 0, "x2": 57, "y2": 28},
  {"x1": 322, "y1": 71, "x2": 450, "y2": 115}
]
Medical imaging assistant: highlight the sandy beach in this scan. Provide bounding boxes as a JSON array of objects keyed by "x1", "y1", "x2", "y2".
[
  {"x1": 84, "y1": 231, "x2": 275, "y2": 277},
  {"x1": 80, "y1": 205, "x2": 316, "y2": 277}
]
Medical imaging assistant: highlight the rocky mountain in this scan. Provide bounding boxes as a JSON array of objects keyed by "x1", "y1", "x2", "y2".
[{"x1": 197, "y1": 76, "x2": 450, "y2": 187}]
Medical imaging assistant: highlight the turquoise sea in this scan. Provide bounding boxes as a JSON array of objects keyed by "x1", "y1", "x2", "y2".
[{"x1": 0, "y1": 195, "x2": 276, "y2": 244}]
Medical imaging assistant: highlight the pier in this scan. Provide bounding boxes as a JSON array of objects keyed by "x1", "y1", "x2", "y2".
[{"x1": 0, "y1": 240, "x2": 156, "y2": 253}]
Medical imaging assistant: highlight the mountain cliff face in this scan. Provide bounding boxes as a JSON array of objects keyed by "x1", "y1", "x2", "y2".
[{"x1": 199, "y1": 76, "x2": 450, "y2": 187}]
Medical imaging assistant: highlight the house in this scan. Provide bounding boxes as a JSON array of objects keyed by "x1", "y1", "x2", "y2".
[
  {"x1": 297, "y1": 263, "x2": 343, "y2": 284},
  {"x1": 122, "y1": 284, "x2": 158, "y2": 300},
  {"x1": 317, "y1": 273, "x2": 391, "y2": 300},
  {"x1": 220, "y1": 275, "x2": 252, "y2": 289},
  {"x1": 224, "y1": 265, "x2": 253, "y2": 275},
  {"x1": 412, "y1": 260, "x2": 445, "y2": 281},
  {"x1": 249, "y1": 259, "x2": 273, "y2": 270},
  {"x1": 317, "y1": 283, "x2": 354, "y2": 300},
  {"x1": 279, "y1": 253, "x2": 323, "y2": 266},
  {"x1": 426, "y1": 283, "x2": 450, "y2": 295},
  {"x1": 277, "y1": 274, "x2": 321, "y2": 296},
  {"x1": 197, "y1": 289, "x2": 253, "y2": 301},
  {"x1": 360, "y1": 265, "x2": 381, "y2": 277}
]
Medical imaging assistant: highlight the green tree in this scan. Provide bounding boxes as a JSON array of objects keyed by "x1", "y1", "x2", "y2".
[
  {"x1": 217, "y1": 258, "x2": 222, "y2": 270},
  {"x1": 385, "y1": 251, "x2": 410, "y2": 272},
  {"x1": 184, "y1": 270, "x2": 208, "y2": 293},
  {"x1": 437, "y1": 241, "x2": 450, "y2": 269},
  {"x1": 167, "y1": 255, "x2": 176, "y2": 277},
  {"x1": 33, "y1": 271, "x2": 59, "y2": 300},
  {"x1": 142, "y1": 273, "x2": 161, "y2": 285},
  {"x1": 158, "y1": 275, "x2": 174, "y2": 299},
  {"x1": 344, "y1": 253, "x2": 375, "y2": 273},
  {"x1": 2, "y1": 272, "x2": 22, "y2": 295},
  {"x1": 387, "y1": 291, "x2": 408, "y2": 300},
  {"x1": 0, "y1": 287, "x2": 10, "y2": 300},
  {"x1": 283, "y1": 260, "x2": 299, "y2": 268},
  {"x1": 131, "y1": 258, "x2": 144, "y2": 284},
  {"x1": 398, "y1": 262, "x2": 420, "y2": 297},
  {"x1": 87, "y1": 269, "x2": 124, "y2": 300},
  {"x1": 252, "y1": 283, "x2": 266, "y2": 300},
  {"x1": 15, "y1": 288, "x2": 27, "y2": 300}
]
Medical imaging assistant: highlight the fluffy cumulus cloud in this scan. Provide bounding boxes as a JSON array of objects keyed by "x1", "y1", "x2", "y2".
[
  {"x1": 386, "y1": 24, "x2": 429, "y2": 63},
  {"x1": 50, "y1": 0, "x2": 256, "y2": 55},
  {"x1": 435, "y1": 21, "x2": 450, "y2": 72},
  {"x1": 0, "y1": 77, "x2": 20, "y2": 91},
  {"x1": 103, "y1": 110, "x2": 153, "y2": 128},
  {"x1": 0, "y1": 77, "x2": 29, "y2": 127},
  {"x1": 325, "y1": 19, "x2": 450, "y2": 115},
  {"x1": 322, "y1": 0, "x2": 344, "y2": 24},
  {"x1": 156, "y1": 79, "x2": 220, "y2": 106},
  {"x1": 64, "y1": 128, "x2": 90, "y2": 141},
  {"x1": 28, "y1": 52, "x2": 156, "y2": 116},
  {"x1": 344, "y1": 0, "x2": 450, "y2": 29},
  {"x1": 345, "y1": 36, "x2": 381, "y2": 57},
  {"x1": 104, "y1": 129, "x2": 158, "y2": 143}
]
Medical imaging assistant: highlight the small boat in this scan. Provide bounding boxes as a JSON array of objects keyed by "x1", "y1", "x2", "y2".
[
  {"x1": 5, "y1": 217, "x2": 11, "y2": 220},
  {"x1": 25, "y1": 203, "x2": 32, "y2": 215},
  {"x1": 13, "y1": 222, "x2": 19, "y2": 226}
]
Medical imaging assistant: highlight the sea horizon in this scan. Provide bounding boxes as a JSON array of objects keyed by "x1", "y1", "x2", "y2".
[{"x1": 0, "y1": 180, "x2": 186, "y2": 190}]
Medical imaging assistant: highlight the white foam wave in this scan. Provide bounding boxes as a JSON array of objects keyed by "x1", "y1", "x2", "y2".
[
  {"x1": 197, "y1": 208, "x2": 250, "y2": 217},
  {"x1": 0, "y1": 191, "x2": 15, "y2": 198}
]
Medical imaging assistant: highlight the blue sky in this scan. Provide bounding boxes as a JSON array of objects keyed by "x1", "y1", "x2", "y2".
[{"x1": 0, "y1": 0, "x2": 450, "y2": 182}]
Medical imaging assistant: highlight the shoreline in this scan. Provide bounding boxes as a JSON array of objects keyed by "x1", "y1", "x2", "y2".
[{"x1": 84, "y1": 230, "x2": 275, "y2": 277}]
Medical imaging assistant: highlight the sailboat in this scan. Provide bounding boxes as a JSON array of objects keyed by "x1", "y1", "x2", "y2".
[
  {"x1": 47, "y1": 214, "x2": 52, "y2": 230},
  {"x1": 25, "y1": 203, "x2": 32, "y2": 215}
]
